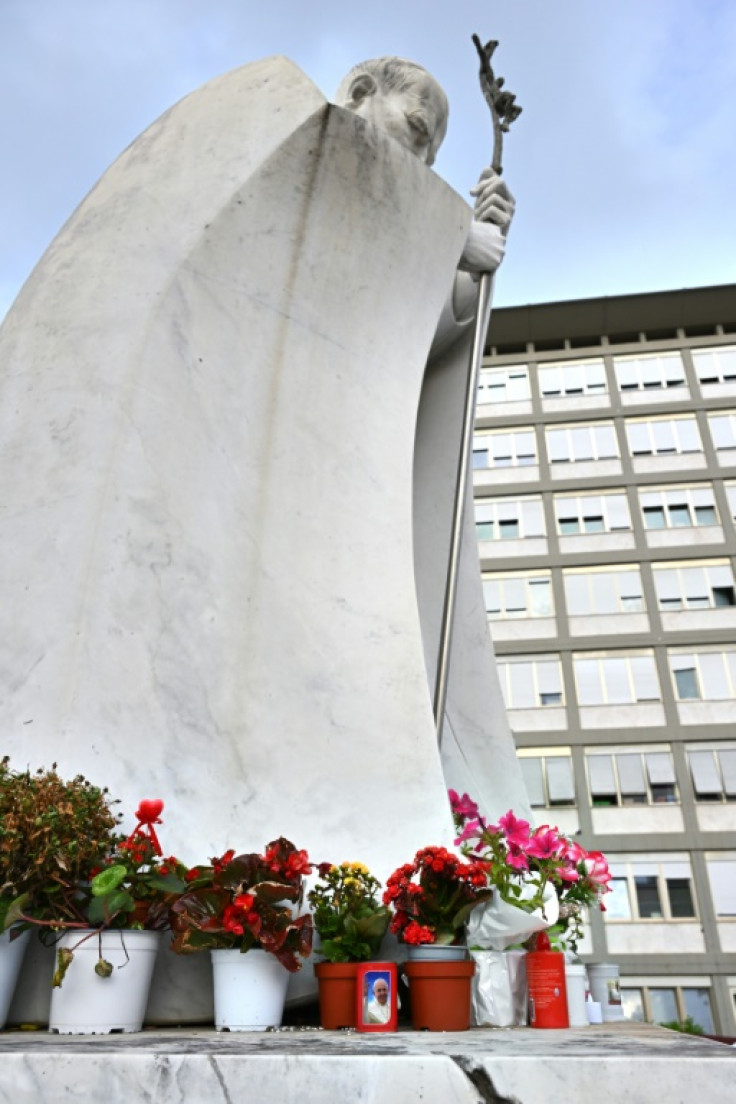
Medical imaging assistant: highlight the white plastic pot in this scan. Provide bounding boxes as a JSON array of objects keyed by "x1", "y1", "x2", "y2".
[
  {"x1": 48, "y1": 929, "x2": 161, "y2": 1034},
  {"x1": 0, "y1": 928, "x2": 31, "y2": 1028},
  {"x1": 211, "y1": 948, "x2": 290, "y2": 1030}
]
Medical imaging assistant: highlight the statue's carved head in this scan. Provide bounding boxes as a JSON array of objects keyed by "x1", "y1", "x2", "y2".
[{"x1": 335, "y1": 57, "x2": 449, "y2": 167}]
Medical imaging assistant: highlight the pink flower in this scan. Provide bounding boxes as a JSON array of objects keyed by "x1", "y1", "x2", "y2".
[
  {"x1": 454, "y1": 819, "x2": 482, "y2": 845},
  {"x1": 556, "y1": 863, "x2": 580, "y2": 883},
  {"x1": 448, "y1": 790, "x2": 479, "y2": 818},
  {"x1": 498, "y1": 810, "x2": 531, "y2": 849},
  {"x1": 562, "y1": 840, "x2": 586, "y2": 866},
  {"x1": 526, "y1": 826, "x2": 563, "y2": 860},
  {"x1": 585, "y1": 851, "x2": 612, "y2": 888},
  {"x1": 505, "y1": 845, "x2": 529, "y2": 872}
]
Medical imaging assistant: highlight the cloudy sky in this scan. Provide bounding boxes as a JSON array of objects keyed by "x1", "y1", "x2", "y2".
[{"x1": 2, "y1": 0, "x2": 735, "y2": 320}]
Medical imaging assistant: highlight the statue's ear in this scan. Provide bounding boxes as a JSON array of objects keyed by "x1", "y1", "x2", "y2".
[{"x1": 346, "y1": 73, "x2": 377, "y2": 108}]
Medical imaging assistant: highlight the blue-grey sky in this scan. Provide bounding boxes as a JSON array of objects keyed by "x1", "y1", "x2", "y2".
[{"x1": 2, "y1": 0, "x2": 735, "y2": 320}]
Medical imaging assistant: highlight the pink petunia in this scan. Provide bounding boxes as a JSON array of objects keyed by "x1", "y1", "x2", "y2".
[
  {"x1": 498, "y1": 810, "x2": 531, "y2": 849},
  {"x1": 505, "y1": 845, "x2": 529, "y2": 871},
  {"x1": 526, "y1": 826, "x2": 563, "y2": 860},
  {"x1": 448, "y1": 790, "x2": 480, "y2": 818},
  {"x1": 585, "y1": 851, "x2": 612, "y2": 888}
]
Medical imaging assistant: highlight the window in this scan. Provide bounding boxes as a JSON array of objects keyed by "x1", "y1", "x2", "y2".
[
  {"x1": 554, "y1": 491, "x2": 631, "y2": 535},
  {"x1": 607, "y1": 858, "x2": 697, "y2": 921},
  {"x1": 546, "y1": 422, "x2": 618, "y2": 463},
  {"x1": 564, "y1": 566, "x2": 644, "y2": 616},
  {"x1": 706, "y1": 856, "x2": 736, "y2": 916},
  {"x1": 692, "y1": 344, "x2": 736, "y2": 385},
  {"x1": 483, "y1": 572, "x2": 553, "y2": 619},
  {"x1": 517, "y1": 749, "x2": 575, "y2": 807},
  {"x1": 625, "y1": 416, "x2": 702, "y2": 457},
  {"x1": 669, "y1": 649, "x2": 736, "y2": 701},
  {"x1": 472, "y1": 428, "x2": 537, "y2": 470},
  {"x1": 574, "y1": 652, "x2": 661, "y2": 705},
  {"x1": 727, "y1": 482, "x2": 736, "y2": 523},
  {"x1": 614, "y1": 352, "x2": 686, "y2": 392},
  {"x1": 639, "y1": 485, "x2": 719, "y2": 530},
  {"x1": 497, "y1": 656, "x2": 564, "y2": 709},
  {"x1": 688, "y1": 747, "x2": 736, "y2": 802},
  {"x1": 477, "y1": 365, "x2": 531, "y2": 404},
  {"x1": 708, "y1": 411, "x2": 736, "y2": 453},
  {"x1": 474, "y1": 496, "x2": 545, "y2": 542},
  {"x1": 538, "y1": 358, "x2": 607, "y2": 397},
  {"x1": 653, "y1": 560, "x2": 736, "y2": 611},
  {"x1": 586, "y1": 748, "x2": 677, "y2": 806},
  {"x1": 621, "y1": 986, "x2": 714, "y2": 1032}
]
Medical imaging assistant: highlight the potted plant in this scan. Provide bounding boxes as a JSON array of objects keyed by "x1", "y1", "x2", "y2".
[
  {"x1": 383, "y1": 845, "x2": 493, "y2": 1031},
  {"x1": 449, "y1": 789, "x2": 612, "y2": 1027},
  {"x1": 0, "y1": 757, "x2": 121, "y2": 1028},
  {"x1": 307, "y1": 861, "x2": 391, "y2": 1028},
  {"x1": 170, "y1": 837, "x2": 313, "y2": 1030},
  {"x1": 7, "y1": 795, "x2": 188, "y2": 1033}
]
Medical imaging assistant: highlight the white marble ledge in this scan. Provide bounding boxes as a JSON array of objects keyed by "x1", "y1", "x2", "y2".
[{"x1": 0, "y1": 1025, "x2": 734, "y2": 1104}]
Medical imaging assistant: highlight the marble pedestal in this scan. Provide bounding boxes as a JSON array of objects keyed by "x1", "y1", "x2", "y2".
[{"x1": 0, "y1": 1024, "x2": 733, "y2": 1103}]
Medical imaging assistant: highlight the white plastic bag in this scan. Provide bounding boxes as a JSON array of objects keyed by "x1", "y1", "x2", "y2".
[
  {"x1": 466, "y1": 882, "x2": 559, "y2": 951},
  {"x1": 470, "y1": 950, "x2": 528, "y2": 1027}
]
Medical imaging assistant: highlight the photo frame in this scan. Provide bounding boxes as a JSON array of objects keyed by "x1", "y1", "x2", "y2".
[{"x1": 355, "y1": 962, "x2": 398, "y2": 1032}]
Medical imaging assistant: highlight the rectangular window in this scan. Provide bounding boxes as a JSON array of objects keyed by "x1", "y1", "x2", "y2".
[
  {"x1": 554, "y1": 491, "x2": 631, "y2": 536},
  {"x1": 625, "y1": 416, "x2": 703, "y2": 458},
  {"x1": 653, "y1": 560, "x2": 736, "y2": 612},
  {"x1": 614, "y1": 352, "x2": 686, "y2": 392},
  {"x1": 639, "y1": 485, "x2": 719, "y2": 531},
  {"x1": 586, "y1": 748, "x2": 675, "y2": 807},
  {"x1": 688, "y1": 747, "x2": 736, "y2": 802},
  {"x1": 669, "y1": 649, "x2": 736, "y2": 701},
  {"x1": 607, "y1": 858, "x2": 696, "y2": 921},
  {"x1": 518, "y1": 751, "x2": 575, "y2": 808},
  {"x1": 574, "y1": 653, "x2": 661, "y2": 706},
  {"x1": 539, "y1": 358, "x2": 608, "y2": 397},
  {"x1": 706, "y1": 858, "x2": 736, "y2": 916},
  {"x1": 483, "y1": 572, "x2": 553, "y2": 620},
  {"x1": 564, "y1": 566, "x2": 644, "y2": 616},
  {"x1": 473, "y1": 429, "x2": 537, "y2": 470},
  {"x1": 692, "y1": 344, "x2": 736, "y2": 384},
  {"x1": 546, "y1": 422, "x2": 619, "y2": 464},
  {"x1": 708, "y1": 411, "x2": 736, "y2": 452},
  {"x1": 477, "y1": 364, "x2": 531, "y2": 404},
  {"x1": 623, "y1": 986, "x2": 713, "y2": 1032},
  {"x1": 474, "y1": 496, "x2": 545, "y2": 542},
  {"x1": 498, "y1": 657, "x2": 564, "y2": 709}
]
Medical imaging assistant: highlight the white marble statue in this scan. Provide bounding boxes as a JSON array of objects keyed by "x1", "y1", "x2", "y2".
[{"x1": 0, "y1": 55, "x2": 530, "y2": 1020}]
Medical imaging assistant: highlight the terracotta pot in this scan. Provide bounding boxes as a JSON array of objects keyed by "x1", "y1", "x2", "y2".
[
  {"x1": 314, "y1": 961, "x2": 359, "y2": 1029},
  {"x1": 403, "y1": 959, "x2": 475, "y2": 1031}
]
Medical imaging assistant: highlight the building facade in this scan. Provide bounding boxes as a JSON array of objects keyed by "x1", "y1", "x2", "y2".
[{"x1": 475, "y1": 284, "x2": 736, "y2": 1034}]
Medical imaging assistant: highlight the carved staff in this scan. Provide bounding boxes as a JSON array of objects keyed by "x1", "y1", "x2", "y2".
[{"x1": 434, "y1": 36, "x2": 522, "y2": 746}]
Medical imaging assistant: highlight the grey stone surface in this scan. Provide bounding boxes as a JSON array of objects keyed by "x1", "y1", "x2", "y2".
[{"x1": 0, "y1": 1024, "x2": 732, "y2": 1103}]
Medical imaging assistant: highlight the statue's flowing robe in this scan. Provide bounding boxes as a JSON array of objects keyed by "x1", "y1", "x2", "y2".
[{"x1": 0, "y1": 57, "x2": 529, "y2": 1019}]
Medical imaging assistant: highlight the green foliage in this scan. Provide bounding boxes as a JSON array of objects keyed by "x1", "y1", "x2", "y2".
[
  {"x1": 308, "y1": 863, "x2": 391, "y2": 963},
  {"x1": 659, "y1": 1016, "x2": 704, "y2": 1035}
]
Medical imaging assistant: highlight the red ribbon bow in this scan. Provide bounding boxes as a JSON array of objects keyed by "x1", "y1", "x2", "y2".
[{"x1": 125, "y1": 798, "x2": 164, "y2": 856}]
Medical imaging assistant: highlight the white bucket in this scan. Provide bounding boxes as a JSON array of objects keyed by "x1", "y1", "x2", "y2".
[
  {"x1": 587, "y1": 962, "x2": 623, "y2": 1022},
  {"x1": 564, "y1": 961, "x2": 589, "y2": 1027},
  {"x1": 48, "y1": 929, "x2": 161, "y2": 1034},
  {"x1": 0, "y1": 928, "x2": 31, "y2": 1028},
  {"x1": 211, "y1": 948, "x2": 290, "y2": 1030}
]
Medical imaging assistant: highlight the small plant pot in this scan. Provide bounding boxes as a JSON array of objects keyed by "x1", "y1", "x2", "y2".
[
  {"x1": 0, "y1": 928, "x2": 31, "y2": 1028},
  {"x1": 211, "y1": 948, "x2": 290, "y2": 1031},
  {"x1": 314, "y1": 961, "x2": 359, "y2": 1029},
  {"x1": 48, "y1": 929, "x2": 161, "y2": 1034},
  {"x1": 403, "y1": 959, "x2": 475, "y2": 1031},
  {"x1": 406, "y1": 944, "x2": 468, "y2": 962}
]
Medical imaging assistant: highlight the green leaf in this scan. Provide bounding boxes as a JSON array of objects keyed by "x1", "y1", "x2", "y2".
[
  {"x1": 87, "y1": 889, "x2": 134, "y2": 925},
  {"x1": 91, "y1": 865, "x2": 127, "y2": 897},
  {"x1": 146, "y1": 872, "x2": 187, "y2": 893},
  {"x1": 3, "y1": 893, "x2": 31, "y2": 929}
]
